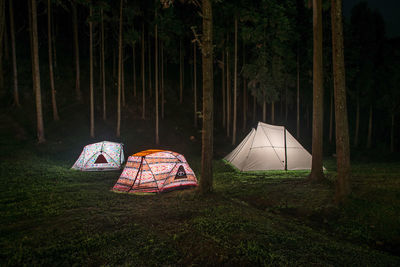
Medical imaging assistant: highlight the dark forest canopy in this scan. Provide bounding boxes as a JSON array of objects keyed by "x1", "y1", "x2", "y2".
[{"x1": 0, "y1": 0, "x2": 399, "y2": 153}]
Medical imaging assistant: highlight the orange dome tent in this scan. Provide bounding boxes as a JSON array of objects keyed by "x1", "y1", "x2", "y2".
[{"x1": 112, "y1": 149, "x2": 198, "y2": 193}]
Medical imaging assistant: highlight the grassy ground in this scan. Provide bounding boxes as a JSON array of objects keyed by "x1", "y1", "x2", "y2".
[{"x1": 1, "y1": 105, "x2": 400, "y2": 266}]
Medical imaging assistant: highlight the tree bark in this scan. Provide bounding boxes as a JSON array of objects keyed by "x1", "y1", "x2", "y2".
[
  {"x1": 133, "y1": 44, "x2": 136, "y2": 98},
  {"x1": 271, "y1": 101, "x2": 275, "y2": 124},
  {"x1": 9, "y1": 0, "x2": 19, "y2": 107},
  {"x1": 329, "y1": 87, "x2": 333, "y2": 143},
  {"x1": 242, "y1": 44, "x2": 247, "y2": 132},
  {"x1": 222, "y1": 51, "x2": 226, "y2": 128},
  {"x1": 52, "y1": 12, "x2": 57, "y2": 69},
  {"x1": 48, "y1": 0, "x2": 59, "y2": 121},
  {"x1": 285, "y1": 87, "x2": 288, "y2": 123},
  {"x1": 253, "y1": 95, "x2": 256, "y2": 123},
  {"x1": 366, "y1": 104, "x2": 373, "y2": 149},
  {"x1": 263, "y1": 100, "x2": 266, "y2": 122},
  {"x1": 232, "y1": 15, "x2": 238, "y2": 145},
  {"x1": 200, "y1": 0, "x2": 214, "y2": 194},
  {"x1": 179, "y1": 39, "x2": 183, "y2": 103},
  {"x1": 155, "y1": 8, "x2": 159, "y2": 145},
  {"x1": 161, "y1": 40, "x2": 164, "y2": 119},
  {"x1": 194, "y1": 41, "x2": 197, "y2": 128},
  {"x1": 89, "y1": 5, "x2": 94, "y2": 138},
  {"x1": 296, "y1": 53, "x2": 300, "y2": 138},
  {"x1": 101, "y1": 8, "x2": 106, "y2": 121},
  {"x1": 309, "y1": 0, "x2": 325, "y2": 181},
  {"x1": 116, "y1": 0, "x2": 123, "y2": 137},
  {"x1": 72, "y1": 2, "x2": 81, "y2": 102},
  {"x1": 141, "y1": 22, "x2": 145, "y2": 119},
  {"x1": 148, "y1": 32, "x2": 152, "y2": 97},
  {"x1": 0, "y1": 0, "x2": 5, "y2": 96},
  {"x1": 226, "y1": 44, "x2": 230, "y2": 137},
  {"x1": 122, "y1": 55, "x2": 125, "y2": 107},
  {"x1": 354, "y1": 94, "x2": 360, "y2": 147},
  {"x1": 28, "y1": 0, "x2": 34, "y2": 94},
  {"x1": 31, "y1": 0, "x2": 45, "y2": 143},
  {"x1": 332, "y1": 0, "x2": 351, "y2": 204}
]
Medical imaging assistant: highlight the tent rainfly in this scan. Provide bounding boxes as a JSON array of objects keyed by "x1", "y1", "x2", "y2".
[
  {"x1": 112, "y1": 149, "x2": 198, "y2": 193},
  {"x1": 224, "y1": 122, "x2": 312, "y2": 171},
  {"x1": 72, "y1": 141, "x2": 125, "y2": 171}
]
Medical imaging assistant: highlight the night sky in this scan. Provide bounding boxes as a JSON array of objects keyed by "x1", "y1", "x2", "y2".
[{"x1": 343, "y1": 0, "x2": 400, "y2": 38}]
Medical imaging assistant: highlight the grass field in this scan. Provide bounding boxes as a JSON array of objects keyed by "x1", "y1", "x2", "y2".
[{"x1": 1, "y1": 108, "x2": 400, "y2": 266}]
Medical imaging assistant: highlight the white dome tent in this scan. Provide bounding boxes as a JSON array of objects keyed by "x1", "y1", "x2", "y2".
[
  {"x1": 72, "y1": 141, "x2": 125, "y2": 171},
  {"x1": 224, "y1": 122, "x2": 312, "y2": 171}
]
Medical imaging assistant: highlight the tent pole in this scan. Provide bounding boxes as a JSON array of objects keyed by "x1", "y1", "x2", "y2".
[
  {"x1": 284, "y1": 127, "x2": 287, "y2": 171},
  {"x1": 128, "y1": 156, "x2": 144, "y2": 192}
]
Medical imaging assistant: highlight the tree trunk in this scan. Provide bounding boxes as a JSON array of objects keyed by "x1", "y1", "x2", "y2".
[
  {"x1": 354, "y1": 94, "x2": 360, "y2": 146},
  {"x1": 329, "y1": 87, "x2": 333, "y2": 143},
  {"x1": 226, "y1": 45, "x2": 230, "y2": 137},
  {"x1": 116, "y1": 0, "x2": 123, "y2": 137},
  {"x1": 9, "y1": 0, "x2": 19, "y2": 107},
  {"x1": 133, "y1": 44, "x2": 136, "y2": 98},
  {"x1": 194, "y1": 41, "x2": 197, "y2": 128},
  {"x1": 48, "y1": 0, "x2": 59, "y2": 121},
  {"x1": 285, "y1": 87, "x2": 288, "y2": 123},
  {"x1": 232, "y1": 16, "x2": 238, "y2": 145},
  {"x1": 89, "y1": 5, "x2": 94, "y2": 138},
  {"x1": 179, "y1": 38, "x2": 183, "y2": 103},
  {"x1": 155, "y1": 10, "x2": 159, "y2": 145},
  {"x1": 28, "y1": 0, "x2": 34, "y2": 94},
  {"x1": 222, "y1": 51, "x2": 226, "y2": 128},
  {"x1": 263, "y1": 100, "x2": 266, "y2": 122},
  {"x1": 332, "y1": 0, "x2": 351, "y2": 204},
  {"x1": 148, "y1": 32, "x2": 152, "y2": 97},
  {"x1": 101, "y1": 8, "x2": 106, "y2": 121},
  {"x1": 309, "y1": 0, "x2": 324, "y2": 181},
  {"x1": 141, "y1": 22, "x2": 145, "y2": 119},
  {"x1": 271, "y1": 101, "x2": 275, "y2": 124},
  {"x1": 253, "y1": 95, "x2": 256, "y2": 123},
  {"x1": 200, "y1": 0, "x2": 214, "y2": 194},
  {"x1": 390, "y1": 112, "x2": 394, "y2": 153},
  {"x1": 296, "y1": 53, "x2": 300, "y2": 138},
  {"x1": 161, "y1": 40, "x2": 164, "y2": 119},
  {"x1": 367, "y1": 104, "x2": 373, "y2": 149},
  {"x1": 242, "y1": 44, "x2": 247, "y2": 132},
  {"x1": 31, "y1": 0, "x2": 45, "y2": 143},
  {"x1": 72, "y1": 2, "x2": 81, "y2": 102},
  {"x1": 52, "y1": 11, "x2": 57, "y2": 69},
  {"x1": 122, "y1": 55, "x2": 125, "y2": 107},
  {"x1": 0, "y1": 0, "x2": 5, "y2": 97}
]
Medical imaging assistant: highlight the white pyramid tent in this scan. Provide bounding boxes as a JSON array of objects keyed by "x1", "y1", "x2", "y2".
[
  {"x1": 224, "y1": 122, "x2": 312, "y2": 171},
  {"x1": 72, "y1": 141, "x2": 125, "y2": 171}
]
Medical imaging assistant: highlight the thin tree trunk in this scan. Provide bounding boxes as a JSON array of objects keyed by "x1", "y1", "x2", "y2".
[
  {"x1": 226, "y1": 45, "x2": 230, "y2": 137},
  {"x1": 148, "y1": 32, "x2": 152, "y2": 97},
  {"x1": 285, "y1": 87, "x2": 288, "y2": 123},
  {"x1": 296, "y1": 53, "x2": 300, "y2": 138},
  {"x1": 48, "y1": 0, "x2": 59, "y2": 121},
  {"x1": 194, "y1": 41, "x2": 197, "y2": 128},
  {"x1": 367, "y1": 104, "x2": 373, "y2": 149},
  {"x1": 222, "y1": 51, "x2": 226, "y2": 128},
  {"x1": 113, "y1": 46, "x2": 116, "y2": 80},
  {"x1": 116, "y1": 0, "x2": 123, "y2": 137},
  {"x1": 122, "y1": 55, "x2": 125, "y2": 107},
  {"x1": 141, "y1": 22, "x2": 145, "y2": 119},
  {"x1": 252, "y1": 95, "x2": 256, "y2": 123},
  {"x1": 72, "y1": 2, "x2": 81, "y2": 102},
  {"x1": 309, "y1": 0, "x2": 325, "y2": 181},
  {"x1": 354, "y1": 94, "x2": 360, "y2": 146},
  {"x1": 242, "y1": 44, "x2": 247, "y2": 132},
  {"x1": 179, "y1": 38, "x2": 183, "y2": 103},
  {"x1": 9, "y1": 0, "x2": 19, "y2": 107},
  {"x1": 232, "y1": 15, "x2": 238, "y2": 145},
  {"x1": 332, "y1": 0, "x2": 351, "y2": 204},
  {"x1": 271, "y1": 101, "x2": 275, "y2": 124},
  {"x1": 101, "y1": 8, "x2": 106, "y2": 121},
  {"x1": 52, "y1": 11, "x2": 57, "y2": 69},
  {"x1": 329, "y1": 87, "x2": 333, "y2": 143},
  {"x1": 390, "y1": 112, "x2": 394, "y2": 153},
  {"x1": 155, "y1": 11, "x2": 159, "y2": 145},
  {"x1": 28, "y1": 0, "x2": 34, "y2": 94},
  {"x1": 200, "y1": 0, "x2": 214, "y2": 194},
  {"x1": 0, "y1": 0, "x2": 5, "y2": 96},
  {"x1": 31, "y1": 0, "x2": 45, "y2": 143},
  {"x1": 89, "y1": 5, "x2": 94, "y2": 138},
  {"x1": 133, "y1": 44, "x2": 136, "y2": 98},
  {"x1": 263, "y1": 100, "x2": 266, "y2": 122},
  {"x1": 161, "y1": 40, "x2": 164, "y2": 119}
]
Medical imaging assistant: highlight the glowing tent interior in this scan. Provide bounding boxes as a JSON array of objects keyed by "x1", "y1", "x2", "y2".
[
  {"x1": 224, "y1": 122, "x2": 312, "y2": 171},
  {"x1": 72, "y1": 141, "x2": 125, "y2": 171},
  {"x1": 112, "y1": 149, "x2": 198, "y2": 193}
]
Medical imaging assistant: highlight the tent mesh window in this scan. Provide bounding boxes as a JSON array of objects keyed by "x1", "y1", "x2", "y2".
[
  {"x1": 95, "y1": 154, "x2": 108, "y2": 164},
  {"x1": 175, "y1": 165, "x2": 187, "y2": 180}
]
